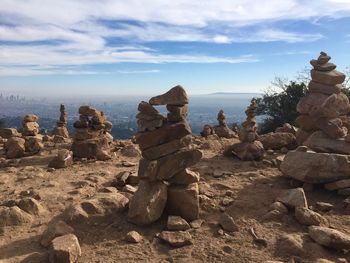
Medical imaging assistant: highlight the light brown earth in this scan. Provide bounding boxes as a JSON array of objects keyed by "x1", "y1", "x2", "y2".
[{"x1": 0, "y1": 137, "x2": 349, "y2": 263}]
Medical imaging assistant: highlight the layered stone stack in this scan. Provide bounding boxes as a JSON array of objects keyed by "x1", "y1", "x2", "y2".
[
  {"x1": 230, "y1": 99, "x2": 264, "y2": 160},
  {"x1": 71, "y1": 106, "x2": 112, "y2": 161},
  {"x1": 52, "y1": 104, "x2": 69, "y2": 140},
  {"x1": 213, "y1": 110, "x2": 236, "y2": 138},
  {"x1": 128, "y1": 85, "x2": 202, "y2": 226},
  {"x1": 295, "y1": 51, "x2": 349, "y2": 147},
  {"x1": 281, "y1": 52, "x2": 350, "y2": 190},
  {"x1": 22, "y1": 114, "x2": 43, "y2": 154},
  {"x1": 3, "y1": 128, "x2": 25, "y2": 159}
]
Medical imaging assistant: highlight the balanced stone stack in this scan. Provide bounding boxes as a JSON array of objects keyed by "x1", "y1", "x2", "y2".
[
  {"x1": 3, "y1": 128, "x2": 25, "y2": 159},
  {"x1": 230, "y1": 99, "x2": 264, "y2": 161},
  {"x1": 52, "y1": 104, "x2": 69, "y2": 139},
  {"x1": 128, "y1": 85, "x2": 202, "y2": 226},
  {"x1": 71, "y1": 106, "x2": 112, "y2": 161},
  {"x1": 281, "y1": 52, "x2": 350, "y2": 191},
  {"x1": 295, "y1": 51, "x2": 349, "y2": 147},
  {"x1": 22, "y1": 114, "x2": 43, "y2": 154},
  {"x1": 213, "y1": 110, "x2": 236, "y2": 138}
]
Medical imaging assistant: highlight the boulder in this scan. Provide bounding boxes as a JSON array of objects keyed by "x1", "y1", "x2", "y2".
[
  {"x1": 0, "y1": 128, "x2": 21, "y2": 139},
  {"x1": 167, "y1": 183, "x2": 199, "y2": 221},
  {"x1": 49, "y1": 150, "x2": 73, "y2": 169},
  {"x1": 304, "y1": 131, "x2": 350, "y2": 155},
  {"x1": 135, "y1": 122, "x2": 191, "y2": 150},
  {"x1": 280, "y1": 150, "x2": 350, "y2": 184},
  {"x1": 168, "y1": 169, "x2": 200, "y2": 185},
  {"x1": 308, "y1": 81, "x2": 342, "y2": 95},
  {"x1": 311, "y1": 69, "x2": 346, "y2": 86},
  {"x1": 18, "y1": 198, "x2": 46, "y2": 216},
  {"x1": 276, "y1": 188, "x2": 308, "y2": 209},
  {"x1": 5, "y1": 137, "x2": 25, "y2": 159},
  {"x1": 78, "y1": 106, "x2": 100, "y2": 116},
  {"x1": 295, "y1": 207, "x2": 329, "y2": 226},
  {"x1": 315, "y1": 118, "x2": 347, "y2": 139},
  {"x1": 25, "y1": 135, "x2": 44, "y2": 153},
  {"x1": 308, "y1": 226, "x2": 350, "y2": 250},
  {"x1": 41, "y1": 220, "x2": 75, "y2": 248},
  {"x1": 167, "y1": 216, "x2": 190, "y2": 231},
  {"x1": 0, "y1": 206, "x2": 33, "y2": 226},
  {"x1": 231, "y1": 141, "x2": 264, "y2": 161},
  {"x1": 49, "y1": 234, "x2": 81, "y2": 263},
  {"x1": 213, "y1": 125, "x2": 236, "y2": 139},
  {"x1": 258, "y1": 132, "x2": 297, "y2": 150},
  {"x1": 219, "y1": 213, "x2": 238, "y2": 232},
  {"x1": 149, "y1": 85, "x2": 188, "y2": 105},
  {"x1": 128, "y1": 180, "x2": 167, "y2": 226},
  {"x1": 158, "y1": 231, "x2": 192, "y2": 247}
]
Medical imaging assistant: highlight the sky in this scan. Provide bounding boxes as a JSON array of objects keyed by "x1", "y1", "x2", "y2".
[{"x1": 0, "y1": 0, "x2": 350, "y2": 97}]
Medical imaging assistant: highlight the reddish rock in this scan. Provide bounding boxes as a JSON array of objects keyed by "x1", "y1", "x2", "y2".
[
  {"x1": 49, "y1": 234, "x2": 81, "y2": 263},
  {"x1": 149, "y1": 85, "x2": 188, "y2": 105}
]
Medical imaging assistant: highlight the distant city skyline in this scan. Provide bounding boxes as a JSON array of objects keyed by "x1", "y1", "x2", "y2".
[{"x1": 1, "y1": 0, "x2": 350, "y2": 96}]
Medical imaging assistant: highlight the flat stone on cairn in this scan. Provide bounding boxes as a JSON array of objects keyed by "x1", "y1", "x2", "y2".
[
  {"x1": 213, "y1": 110, "x2": 237, "y2": 138},
  {"x1": 71, "y1": 106, "x2": 113, "y2": 161},
  {"x1": 230, "y1": 99, "x2": 264, "y2": 161},
  {"x1": 52, "y1": 104, "x2": 69, "y2": 139},
  {"x1": 128, "y1": 85, "x2": 202, "y2": 225},
  {"x1": 281, "y1": 52, "x2": 350, "y2": 186}
]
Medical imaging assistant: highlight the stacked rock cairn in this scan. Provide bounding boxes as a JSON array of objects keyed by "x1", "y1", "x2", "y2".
[
  {"x1": 296, "y1": 51, "x2": 349, "y2": 146},
  {"x1": 128, "y1": 85, "x2": 202, "y2": 226},
  {"x1": 52, "y1": 104, "x2": 69, "y2": 139},
  {"x1": 231, "y1": 99, "x2": 264, "y2": 161},
  {"x1": 281, "y1": 52, "x2": 350, "y2": 196},
  {"x1": 213, "y1": 110, "x2": 237, "y2": 138},
  {"x1": 71, "y1": 106, "x2": 113, "y2": 161},
  {"x1": 3, "y1": 128, "x2": 25, "y2": 159},
  {"x1": 22, "y1": 114, "x2": 44, "y2": 154}
]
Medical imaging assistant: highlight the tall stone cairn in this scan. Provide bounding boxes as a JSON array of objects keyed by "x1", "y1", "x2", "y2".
[
  {"x1": 22, "y1": 114, "x2": 44, "y2": 154},
  {"x1": 52, "y1": 104, "x2": 69, "y2": 138},
  {"x1": 280, "y1": 52, "x2": 350, "y2": 188},
  {"x1": 213, "y1": 109, "x2": 236, "y2": 138},
  {"x1": 71, "y1": 106, "x2": 113, "y2": 161},
  {"x1": 230, "y1": 99, "x2": 264, "y2": 161},
  {"x1": 127, "y1": 85, "x2": 202, "y2": 226},
  {"x1": 296, "y1": 51, "x2": 350, "y2": 149}
]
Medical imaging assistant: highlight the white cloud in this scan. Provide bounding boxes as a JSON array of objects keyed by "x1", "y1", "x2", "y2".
[
  {"x1": 117, "y1": 70, "x2": 160, "y2": 74},
  {"x1": 0, "y1": 0, "x2": 349, "y2": 76}
]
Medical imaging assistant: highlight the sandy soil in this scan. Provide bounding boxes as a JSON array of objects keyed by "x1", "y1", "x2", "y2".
[{"x1": 0, "y1": 138, "x2": 349, "y2": 263}]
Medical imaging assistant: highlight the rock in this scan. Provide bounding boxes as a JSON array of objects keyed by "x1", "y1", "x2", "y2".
[
  {"x1": 4, "y1": 137, "x2": 25, "y2": 159},
  {"x1": 325, "y1": 179, "x2": 350, "y2": 191},
  {"x1": 275, "y1": 123, "x2": 297, "y2": 135},
  {"x1": 25, "y1": 135, "x2": 44, "y2": 153},
  {"x1": 311, "y1": 69, "x2": 346, "y2": 86},
  {"x1": 62, "y1": 204, "x2": 89, "y2": 223},
  {"x1": 280, "y1": 150, "x2": 350, "y2": 184},
  {"x1": 270, "y1": 202, "x2": 288, "y2": 214},
  {"x1": 304, "y1": 131, "x2": 350, "y2": 155},
  {"x1": 167, "y1": 183, "x2": 199, "y2": 222},
  {"x1": 156, "y1": 149, "x2": 202, "y2": 181},
  {"x1": 41, "y1": 220, "x2": 75, "y2": 248},
  {"x1": 49, "y1": 234, "x2": 81, "y2": 263},
  {"x1": 0, "y1": 206, "x2": 32, "y2": 226},
  {"x1": 149, "y1": 85, "x2": 188, "y2": 105},
  {"x1": 167, "y1": 216, "x2": 190, "y2": 231},
  {"x1": 276, "y1": 188, "x2": 308, "y2": 208},
  {"x1": 308, "y1": 81, "x2": 342, "y2": 95},
  {"x1": 258, "y1": 132, "x2": 297, "y2": 150},
  {"x1": 18, "y1": 198, "x2": 46, "y2": 216},
  {"x1": 295, "y1": 207, "x2": 329, "y2": 226},
  {"x1": 276, "y1": 234, "x2": 305, "y2": 257},
  {"x1": 315, "y1": 202, "x2": 333, "y2": 212},
  {"x1": 120, "y1": 144, "x2": 141, "y2": 157},
  {"x1": 23, "y1": 114, "x2": 39, "y2": 123},
  {"x1": 0, "y1": 128, "x2": 21, "y2": 139},
  {"x1": 297, "y1": 93, "x2": 350, "y2": 118},
  {"x1": 168, "y1": 169, "x2": 200, "y2": 185},
  {"x1": 125, "y1": 231, "x2": 143, "y2": 243},
  {"x1": 310, "y1": 59, "x2": 336, "y2": 72},
  {"x1": 123, "y1": 184, "x2": 137, "y2": 194},
  {"x1": 49, "y1": 150, "x2": 73, "y2": 169},
  {"x1": 167, "y1": 104, "x2": 188, "y2": 122},
  {"x1": 308, "y1": 226, "x2": 350, "y2": 250},
  {"x1": 141, "y1": 135, "x2": 192, "y2": 160},
  {"x1": 190, "y1": 219, "x2": 204, "y2": 229},
  {"x1": 337, "y1": 188, "x2": 350, "y2": 196},
  {"x1": 135, "y1": 122, "x2": 191, "y2": 151},
  {"x1": 213, "y1": 125, "x2": 236, "y2": 139},
  {"x1": 158, "y1": 231, "x2": 192, "y2": 247},
  {"x1": 128, "y1": 180, "x2": 167, "y2": 226},
  {"x1": 219, "y1": 213, "x2": 238, "y2": 232},
  {"x1": 231, "y1": 141, "x2": 265, "y2": 161}
]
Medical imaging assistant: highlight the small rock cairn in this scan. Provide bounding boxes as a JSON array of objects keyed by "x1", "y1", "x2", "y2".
[
  {"x1": 22, "y1": 114, "x2": 43, "y2": 154},
  {"x1": 213, "y1": 110, "x2": 236, "y2": 138},
  {"x1": 52, "y1": 104, "x2": 69, "y2": 139}
]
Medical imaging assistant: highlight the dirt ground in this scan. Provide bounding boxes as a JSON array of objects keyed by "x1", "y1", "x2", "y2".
[{"x1": 0, "y1": 137, "x2": 349, "y2": 263}]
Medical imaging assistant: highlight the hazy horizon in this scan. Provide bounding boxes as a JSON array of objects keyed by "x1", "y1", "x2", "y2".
[{"x1": 1, "y1": 1, "x2": 350, "y2": 96}]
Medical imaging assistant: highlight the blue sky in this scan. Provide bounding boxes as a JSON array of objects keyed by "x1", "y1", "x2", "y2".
[{"x1": 0, "y1": 0, "x2": 350, "y2": 97}]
